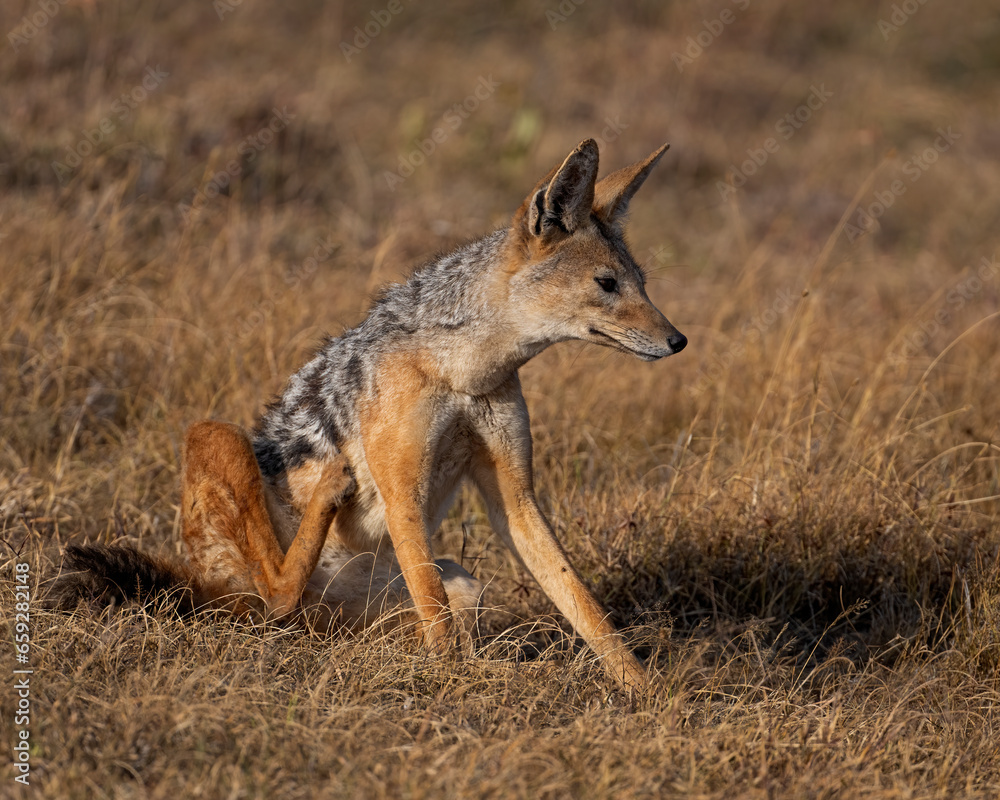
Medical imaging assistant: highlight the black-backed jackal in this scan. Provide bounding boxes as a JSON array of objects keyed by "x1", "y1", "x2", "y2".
[{"x1": 60, "y1": 139, "x2": 687, "y2": 689}]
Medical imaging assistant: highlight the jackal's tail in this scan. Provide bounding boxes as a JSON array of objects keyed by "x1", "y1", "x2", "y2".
[{"x1": 51, "y1": 543, "x2": 227, "y2": 615}]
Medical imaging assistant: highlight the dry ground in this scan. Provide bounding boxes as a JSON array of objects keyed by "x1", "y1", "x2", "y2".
[{"x1": 2, "y1": 1, "x2": 1000, "y2": 797}]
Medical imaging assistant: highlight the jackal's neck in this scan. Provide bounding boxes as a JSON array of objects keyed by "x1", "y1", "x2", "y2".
[{"x1": 372, "y1": 228, "x2": 552, "y2": 395}]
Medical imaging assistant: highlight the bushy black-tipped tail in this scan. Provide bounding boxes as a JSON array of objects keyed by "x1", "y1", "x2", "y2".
[{"x1": 52, "y1": 543, "x2": 199, "y2": 615}]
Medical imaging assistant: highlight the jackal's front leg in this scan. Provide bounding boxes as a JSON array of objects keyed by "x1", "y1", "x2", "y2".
[
  {"x1": 469, "y1": 388, "x2": 648, "y2": 690},
  {"x1": 474, "y1": 461, "x2": 647, "y2": 689},
  {"x1": 359, "y1": 359, "x2": 454, "y2": 653}
]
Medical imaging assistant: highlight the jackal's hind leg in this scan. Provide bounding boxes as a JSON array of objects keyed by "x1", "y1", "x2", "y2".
[{"x1": 181, "y1": 420, "x2": 354, "y2": 621}]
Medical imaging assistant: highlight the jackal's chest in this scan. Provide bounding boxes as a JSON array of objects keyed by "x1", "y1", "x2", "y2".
[
  {"x1": 424, "y1": 413, "x2": 482, "y2": 509},
  {"x1": 277, "y1": 406, "x2": 483, "y2": 555}
]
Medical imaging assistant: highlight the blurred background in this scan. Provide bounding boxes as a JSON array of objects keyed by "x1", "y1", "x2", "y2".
[
  {"x1": 2, "y1": 0, "x2": 999, "y2": 647},
  {"x1": 4, "y1": 3, "x2": 1000, "y2": 795}
]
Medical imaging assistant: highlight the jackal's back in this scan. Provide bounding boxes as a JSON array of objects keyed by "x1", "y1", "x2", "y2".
[{"x1": 251, "y1": 230, "x2": 506, "y2": 482}]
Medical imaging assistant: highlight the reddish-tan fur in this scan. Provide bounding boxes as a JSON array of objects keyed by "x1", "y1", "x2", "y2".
[
  {"x1": 182, "y1": 421, "x2": 355, "y2": 626},
  {"x1": 166, "y1": 140, "x2": 685, "y2": 690}
]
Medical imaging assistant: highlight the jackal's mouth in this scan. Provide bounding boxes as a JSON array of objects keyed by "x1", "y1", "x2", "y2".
[{"x1": 587, "y1": 327, "x2": 668, "y2": 361}]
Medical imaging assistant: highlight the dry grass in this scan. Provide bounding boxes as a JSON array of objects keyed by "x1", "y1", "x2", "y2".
[{"x1": 2, "y1": 0, "x2": 1000, "y2": 797}]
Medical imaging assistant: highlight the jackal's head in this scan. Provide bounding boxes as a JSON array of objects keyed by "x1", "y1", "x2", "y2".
[{"x1": 507, "y1": 139, "x2": 686, "y2": 361}]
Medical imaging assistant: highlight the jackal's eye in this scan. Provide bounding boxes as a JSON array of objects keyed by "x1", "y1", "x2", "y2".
[{"x1": 595, "y1": 276, "x2": 618, "y2": 293}]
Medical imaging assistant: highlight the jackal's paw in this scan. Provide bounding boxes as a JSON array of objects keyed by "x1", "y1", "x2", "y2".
[
  {"x1": 418, "y1": 612, "x2": 459, "y2": 657},
  {"x1": 318, "y1": 455, "x2": 356, "y2": 509}
]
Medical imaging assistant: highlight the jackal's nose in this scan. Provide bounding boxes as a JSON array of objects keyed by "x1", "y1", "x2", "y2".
[{"x1": 668, "y1": 331, "x2": 688, "y2": 353}]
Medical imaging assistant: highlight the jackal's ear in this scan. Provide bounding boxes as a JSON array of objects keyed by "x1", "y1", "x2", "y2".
[
  {"x1": 593, "y1": 142, "x2": 670, "y2": 229},
  {"x1": 525, "y1": 139, "x2": 600, "y2": 239}
]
